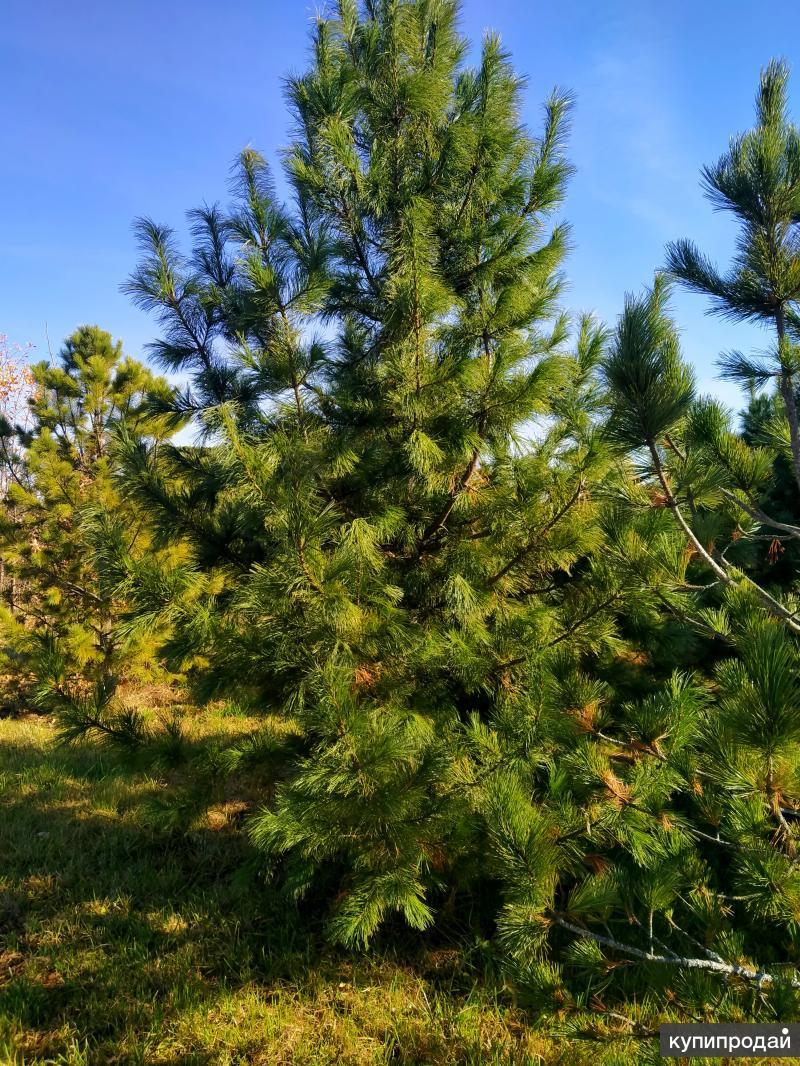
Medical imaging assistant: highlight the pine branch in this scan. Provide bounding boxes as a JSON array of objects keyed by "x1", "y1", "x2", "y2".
[
  {"x1": 548, "y1": 912, "x2": 800, "y2": 987},
  {"x1": 544, "y1": 591, "x2": 623, "y2": 649},
  {"x1": 721, "y1": 489, "x2": 800, "y2": 541},
  {"x1": 774, "y1": 307, "x2": 800, "y2": 495},
  {"x1": 419, "y1": 448, "x2": 480, "y2": 549},
  {"x1": 647, "y1": 440, "x2": 800, "y2": 635},
  {"x1": 488, "y1": 477, "x2": 585, "y2": 585},
  {"x1": 500, "y1": 590, "x2": 623, "y2": 669}
]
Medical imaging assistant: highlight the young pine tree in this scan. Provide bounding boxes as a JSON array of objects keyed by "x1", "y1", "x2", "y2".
[
  {"x1": 589, "y1": 282, "x2": 800, "y2": 1014},
  {"x1": 114, "y1": 6, "x2": 800, "y2": 1012},
  {"x1": 119, "y1": 0, "x2": 647, "y2": 948},
  {"x1": 605, "y1": 59, "x2": 800, "y2": 639},
  {"x1": 586, "y1": 67, "x2": 800, "y2": 1003},
  {"x1": 0, "y1": 325, "x2": 178, "y2": 728},
  {"x1": 667, "y1": 60, "x2": 800, "y2": 500}
]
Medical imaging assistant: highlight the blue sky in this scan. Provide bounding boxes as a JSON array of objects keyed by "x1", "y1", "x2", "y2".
[{"x1": 1, "y1": 0, "x2": 793, "y2": 411}]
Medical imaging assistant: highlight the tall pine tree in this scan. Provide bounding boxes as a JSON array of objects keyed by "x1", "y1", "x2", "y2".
[
  {"x1": 111, "y1": 2, "x2": 800, "y2": 1011},
  {"x1": 119, "y1": 0, "x2": 635, "y2": 946}
]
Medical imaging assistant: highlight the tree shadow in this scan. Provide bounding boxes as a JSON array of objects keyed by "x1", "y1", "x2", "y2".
[
  {"x1": 0, "y1": 734, "x2": 324, "y2": 1063},
  {"x1": 0, "y1": 730, "x2": 511, "y2": 1065}
]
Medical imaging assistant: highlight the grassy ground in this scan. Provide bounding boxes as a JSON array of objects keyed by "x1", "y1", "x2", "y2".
[{"x1": 0, "y1": 706, "x2": 665, "y2": 1064}]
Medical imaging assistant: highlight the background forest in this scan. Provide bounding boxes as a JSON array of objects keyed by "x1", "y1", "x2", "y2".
[{"x1": 4, "y1": 1, "x2": 800, "y2": 1062}]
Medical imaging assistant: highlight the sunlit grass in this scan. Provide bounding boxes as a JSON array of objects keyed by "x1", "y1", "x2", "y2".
[{"x1": 0, "y1": 708, "x2": 607, "y2": 1065}]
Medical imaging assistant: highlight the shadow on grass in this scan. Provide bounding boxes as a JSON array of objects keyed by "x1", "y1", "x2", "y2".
[
  {"x1": 0, "y1": 731, "x2": 518, "y2": 1066},
  {"x1": 0, "y1": 734, "x2": 333, "y2": 1063}
]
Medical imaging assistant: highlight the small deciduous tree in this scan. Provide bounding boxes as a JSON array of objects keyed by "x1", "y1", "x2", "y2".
[{"x1": 0, "y1": 333, "x2": 35, "y2": 496}]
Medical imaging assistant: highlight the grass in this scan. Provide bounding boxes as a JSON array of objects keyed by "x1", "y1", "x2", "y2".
[{"x1": 0, "y1": 704, "x2": 670, "y2": 1064}]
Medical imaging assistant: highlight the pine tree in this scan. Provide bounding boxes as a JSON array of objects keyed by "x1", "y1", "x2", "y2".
[
  {"x1": 667, "y1": 60, "x2": 800, "y2": 496},
  {"x1": 661, "y1": 60, "x2": 800, "y2": 595},
  {"x1": 114, "y1": 3, "x2": 800, "y2": 1011},
  {"x1": 602, "y1": 60, "x2": 800, "y2": 641},
  {"x1": 0, "y1": 325, "x2": 178, "y2": 727},
  {"x1": 572, "y1": 61, "x2": 800, "y2": 1009},
  {"x1": 118, "y1": 0, "x2": 640, "y2": 947}
]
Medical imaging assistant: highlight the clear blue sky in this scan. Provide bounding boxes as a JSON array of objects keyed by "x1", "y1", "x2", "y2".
[{"x1": 1, "y1": 0, "x2": 793, "y2": 410}]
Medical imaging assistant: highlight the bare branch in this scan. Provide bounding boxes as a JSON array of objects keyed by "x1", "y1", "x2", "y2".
[{"x1": 549, "y1": 912, "x2": 800, "y2": 988}]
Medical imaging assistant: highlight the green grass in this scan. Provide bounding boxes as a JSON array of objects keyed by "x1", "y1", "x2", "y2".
[{"x1": 0, "y1": 707, "x2": 660, "y2": 1065}]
